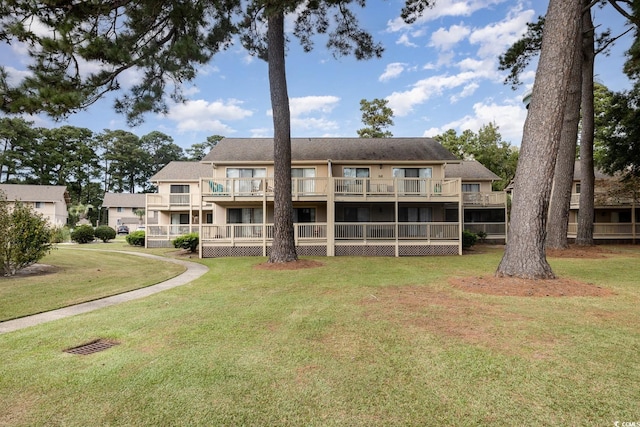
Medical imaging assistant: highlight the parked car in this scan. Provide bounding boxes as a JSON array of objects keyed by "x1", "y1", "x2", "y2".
[{"x1": 117, "y1": 225, "x2": 130, "y2": 235}]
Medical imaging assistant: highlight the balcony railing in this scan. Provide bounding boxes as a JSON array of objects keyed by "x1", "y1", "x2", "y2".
[
  {"x1": 462, "y1": 222, "x2": 507, "y2": 236},
  {"x1": 567, "y1": 222, "x2": 638, "y2": 238},
  {"x1": 200, "y1": 222, "x2": 459, "y2": 243},
  {"x1": 147, "y1": 193, "x2": 203, "y2": 208},
  {"x1": 202, "y1": 177, "x2": 461, "y2": 199},
  {"x1": 146, "y1": 224, "x2": 198, "y2": 239},
  {"x1": 462, "y1": 192, "x2": 507, "y2": 206}
]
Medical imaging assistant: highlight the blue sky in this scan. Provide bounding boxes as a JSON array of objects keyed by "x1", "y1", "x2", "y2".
[{"x1": 1, "y1": 0, "x2": 635, "y2": 150}]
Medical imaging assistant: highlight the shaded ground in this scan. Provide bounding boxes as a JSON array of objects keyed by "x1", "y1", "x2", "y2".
[
  {"x1": 454, "y1": 244, "x2": 615, "y2": 297},
  {"x1": 255, "y1": 259, "x2": 324, "y2": 270}
]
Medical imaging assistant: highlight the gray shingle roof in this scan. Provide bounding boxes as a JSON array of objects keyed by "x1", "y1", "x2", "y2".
[
  {"x1": 573, "y1": 161, "x2": 610, "y2": 180},
  {"x1": 202, "y1": 138, "x2": 459, "y2": 163},
  {"x1": 102, "y1": 193, "x2": 146, "y2": 208},
  {"x1": 445, "y1": 161, "x2": 501, "y2": 181},
  {"x1": 150, "y1": 161, "x2": 213, "y2": 181},
  {"x1": 0, "y1": 184, "x2": 69, "y2": 203}
]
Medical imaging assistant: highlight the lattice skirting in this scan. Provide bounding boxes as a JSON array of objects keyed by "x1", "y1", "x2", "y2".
[
  {"x1": 201, "y1": 244, "x2": 458, "y2": 257},
  {"x1": 202, "y1": 245, "x2": 328, "y2": 258},
  {"x1": 335, "y1": 245, "x2": 396, "y2": 257},
  {"x1": 398, "y1": 245, "x2": 458, "y2": 256},
  {"x1": 147, "y1": 240, "x2": 173, "y2": 248}
]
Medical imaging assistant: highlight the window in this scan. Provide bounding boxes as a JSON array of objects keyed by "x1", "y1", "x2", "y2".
[
  {"x1": 292, "y1": 168, "x2": 316, "y2": 193},
  {"x1": 344, "y1": 207, "x2": 370, "y2": 222},
  {"x1": 117, "y1": 207, "x2": 123, "y2": 213},
  {"x1": 393, "y1": 168, "x2": 432, "y2": 178},
  {"x1": 171, "y1": 213, "x2": 190, "y2": 224},
  {"x1": 227, "y1": 208, "x2": 263, "y2": 224},
  {"x1": 170, "y1": 185, "x2": 190, "y2": 194},
  {"x1": 293, "y1": 208, "x2": 316, "y2": 223},
  {"x1": 35, "y1": 202, "x2": 43, "y2": 209},
  {"x1": 226, "y1": 168, "x2": 266, "y2": 193},
  {"x1": 575, "y1": 183, "x2": 581, "y2": 194},
  {"x1": 393, "y1": 168, "x2": 432, "y2": 193},
  {"x1": 343, "y1": 167, "x2": 370, "y2": 178},
  {"x1": 399, "y1": 207, "x2": 432, "y2": 222},
  {"x1": 462, "y1": 183, "x2": 481, "y2": 192}
]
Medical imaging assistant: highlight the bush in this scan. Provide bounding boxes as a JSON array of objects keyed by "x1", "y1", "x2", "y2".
[
  {"x1": 173, "y1": 233, "x2": 199, "y2": 253},
  {"x1": 50, "y1": 226, "x2": 71, "y2": 243},
  {"x1": 126, "y1": 230, "x2": 145, "y2": 247},
  {"x1": 70, "y1": 224, "x2": 95, "y2": 244},
  {"x1": 476, "y1": 230, "x2": 487, "y2": 243},
  {"x1": 94, "y1": 225, "x2": 116, "y2": 242},
  {"x1": 462, "y1": 229, "x2": 478, "y2": 249},
  {"x1": 0, "y1": 196, "x2": 53, "y2": 276}
]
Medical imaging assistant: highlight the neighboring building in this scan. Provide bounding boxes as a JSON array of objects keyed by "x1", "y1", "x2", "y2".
[
  {"x1": 102, "y1": 193, "x2": 147, "y2": 230},
  {"x1": 0, "y1": 184, "x2": 70, "y2": 226},
  {"x1": 146, "y1": 161, "x2": 214, "y2": 245},
  {"x1": 568, "y1": 162, "x2": 639, "y2": 241},
  {"x1": 445, "y1": 161, "x2": 508, "y2": 243},
  {"x1": 145, "y1": 138, "x2": 509, "y2": 256}
]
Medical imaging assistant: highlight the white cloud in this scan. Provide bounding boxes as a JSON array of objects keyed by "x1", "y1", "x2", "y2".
[
  {"x1": 450, "y1": 82, "x2": 479, "y2": 103},
  {"x1": 379, "y1": 63, "x2": 408, "y2": 82},
  {"x1": 429, "y1": 24, "x2": 471, "y2": 51},
  {"x1": 422, "y1": 100, "x2": 528, "y2": 144},
  {"x1": 386, "y1": 0, "x2": 509, "y2": 32},
  {"x1": 386, "y1": 71, "x2": 479, "y2": 116},
  {"x1": 288, "y1": 95, "x2": 340, "y2": 117},
  {"x1": 468, "y1": 7, "x2": 535, "y2": 58},
  {"x1": 167, "y1": 98, "x2": 253, "y2": 133},
  {"x1": 396, "y1": 34, "x2": 418, "y2": 47}
]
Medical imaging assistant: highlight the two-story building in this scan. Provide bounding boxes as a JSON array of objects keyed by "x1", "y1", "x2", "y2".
[
  {"x1": 445, "y1": 161, "x2": 508, "y2": 243},
  {"x1": 568, "y1": 161, "x2": 639, "y2": 242},
  {"x1": 0, "y1": 184, "x2": 70, "y2": 226},
  {"x1": 144, "y1": 137, "x2": 508, "y2": 257},
  {"x1": 146, "y1": 161, "x2": 214, "y2": 245},
  {"x1": 102, "y1": 193, "x2": 147, "y2": 231}
]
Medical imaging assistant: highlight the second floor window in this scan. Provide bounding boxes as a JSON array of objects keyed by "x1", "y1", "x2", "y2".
[
  {"x1": 462, "y1": 183, "x2": 481, "y2": 193},
  {"x1": 170, "y1": 184, "x2": 189, "y2": 194},
  {"x1": 35, "y1": 202, "x2": 43, "y2": 209},
  {"x1": 343, "y1": 167, "x2": 370, "y2": 178}
]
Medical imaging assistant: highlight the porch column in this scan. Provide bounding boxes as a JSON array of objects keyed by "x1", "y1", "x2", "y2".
[{"x1": 327, "y1": 177, "x2": 335, "y2": 256}]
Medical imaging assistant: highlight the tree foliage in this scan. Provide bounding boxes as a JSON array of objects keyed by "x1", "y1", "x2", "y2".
[
  {"x1": 0, "y1": 0, "x2": 435, "y2": 263},
  {"x1": 0, "y1": 192, "x2": 53, "y2": 276},
  {"x1": 357, "y1": 98, "x2": 394, "y2": 138},
  {"x1": 186, "y1": 135, "x2": 224, "y2": 161},
  {"x1": 435, "y1": 123, "x2": 518, "y2": 190}
]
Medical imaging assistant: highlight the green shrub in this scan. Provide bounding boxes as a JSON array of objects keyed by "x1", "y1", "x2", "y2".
[
  {"x1": 126, "y1": 230, "x2": 145, "y2": 247},
  {"x1": 70, "y1": 224, "x2": 95, "y2": 244},
  {"x1": 94, "y1": 225, "x2": 116, "y2": 242},
  {"x1": 476, "y1": 230, "x2": 487, "y2": 243},
  {"x1": 50, "y1": 226, "x2": 71, "y2": 243},
  {"x1": 173, "y1": 233, "x2": 199, "y2": 253},
  {"x1": 462, "y1": 229, "x2": 477, "y2": 249},
  {"x1": 0, "y1": 196, "x2": 53, "y2": 276}
]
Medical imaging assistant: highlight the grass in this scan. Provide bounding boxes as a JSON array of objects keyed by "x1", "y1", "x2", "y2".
[
  {"x1": 0, "y1": 243, "x2": 185, "y2": 321},
  {"x1": 0, "y1": 245, "x2": 639, "y2": 425}
]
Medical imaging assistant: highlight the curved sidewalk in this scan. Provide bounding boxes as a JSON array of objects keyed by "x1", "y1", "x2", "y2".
[{"x1": 0, "y1": 251, "x2": 209, "y2": 334}]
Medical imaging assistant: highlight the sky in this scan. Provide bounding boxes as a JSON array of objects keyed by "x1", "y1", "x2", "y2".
[{"x1": 0, "y1": 0, "x2": 635, "y2": 150}]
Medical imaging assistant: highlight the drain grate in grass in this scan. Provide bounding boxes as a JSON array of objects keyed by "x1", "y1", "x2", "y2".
[{"x1": 64, "y1": 339, "x2": 119, "y2": 355}]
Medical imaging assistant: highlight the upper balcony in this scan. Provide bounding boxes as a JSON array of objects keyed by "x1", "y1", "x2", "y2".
[
  {"x1": 146, "y1": 192, "x2": 209, "y2": 210},
  {"x1": 571, "y1": 191, "x2": 637, "y2": 208},
  {"x1": 201, "y1": 177, "x2": 462, "y2": 202},
  {"x1": 462, "y1": 191, "x2": 507, "y2": 207}
]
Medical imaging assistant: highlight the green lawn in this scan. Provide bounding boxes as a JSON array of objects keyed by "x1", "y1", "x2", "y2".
[
  {"x1": 0, "y1": 245, "x2": 639, "y2": 426},
  {"x1": 0, "y1": 244, "x2": 186, "y2": 321}
]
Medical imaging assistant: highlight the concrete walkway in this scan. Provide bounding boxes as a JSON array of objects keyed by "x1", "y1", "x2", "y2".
[{"x1": 0, "y1": 251, "x2": 209, "y2": 334}]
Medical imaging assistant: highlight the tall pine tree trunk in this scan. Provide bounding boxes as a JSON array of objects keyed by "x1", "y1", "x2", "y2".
[
  {"x1": 546, "y1": 37, "x2": 583, "y2": 250},
  {"x1": 267, "y1": 11, "x2": 298, "y2": 263},
  {"x1": 576, "y1": 7, "x2": 596, "y2": 246},
  {"x1": 496, "y1": 0, "x2": 582, "y2": 279}
]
